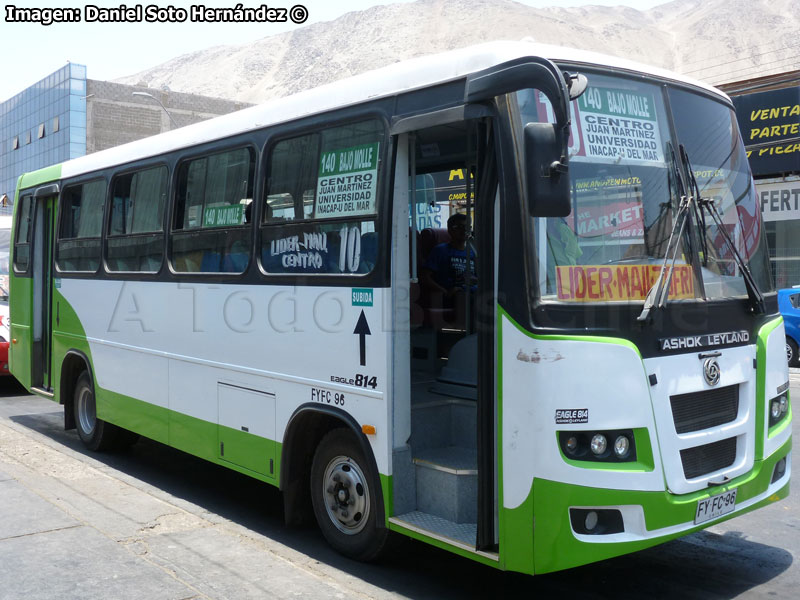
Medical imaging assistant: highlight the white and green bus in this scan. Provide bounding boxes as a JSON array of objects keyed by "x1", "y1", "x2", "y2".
[{"x1": 9, "y1": 42, "x2": 791, "y2": 574}]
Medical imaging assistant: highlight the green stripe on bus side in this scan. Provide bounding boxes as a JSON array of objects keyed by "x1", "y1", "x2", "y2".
[
  {"x1": 98, "y1": 384, "x2": 281, "y2": 485},
  {"x1": 532, "y1": 435, "x2": 790, "y2": 573},
  {"x1": 52, "y1": 287, "x2": 95, "y2": 405},
  {"x1": 755, "y1": 317, "x2": 783, "y2": 460},
  {"x1": 498, "y1": 306, "x2": 644, "y2": 355},
  {"x1": 53, "y1": 294, "x2": 284, "y2": 483},
  {"x1": 496, "y1": 306, "x2": 645, "y2": 574}
]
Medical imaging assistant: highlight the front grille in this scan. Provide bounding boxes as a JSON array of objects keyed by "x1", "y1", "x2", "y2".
[
  {"x1": 670, "y1": 385, "x2": 739, "y2": 434},
  {"x1": 680, "y1": 437, "x2": 737, "y2": 479}
]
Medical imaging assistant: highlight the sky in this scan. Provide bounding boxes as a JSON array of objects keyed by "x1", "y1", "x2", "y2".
[{"x1": 1, "y1": 0, "x2": 671, "y2": 102}]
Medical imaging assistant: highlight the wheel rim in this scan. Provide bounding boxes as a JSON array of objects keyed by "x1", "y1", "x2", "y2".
[
  {"x1": 76, "y1": 386, "x2": 96, "y2": 436},
  {"x1": 788, "y1": 343, "x2": 794, "y2": 364},
  {"x1": 321, "y1": 454, "x2": 370, "y2": 535}
]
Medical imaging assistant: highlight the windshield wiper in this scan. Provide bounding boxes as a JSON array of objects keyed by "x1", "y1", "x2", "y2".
[
  {"x1": 637, "y1": 144, "x2": 691, "y2": 323},
  {"x1": 679, "y1": 145, "x2": 765, "y2": 314}
]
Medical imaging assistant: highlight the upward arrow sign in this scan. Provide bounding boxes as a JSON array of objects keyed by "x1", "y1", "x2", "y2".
[{"x1": 353, "y1": 310, "x2": 371, "y2": 366}]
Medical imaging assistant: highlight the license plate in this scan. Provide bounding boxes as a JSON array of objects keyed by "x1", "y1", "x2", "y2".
[{"x1": 694, "y1": 488, "x2": 737, "y2": 525}]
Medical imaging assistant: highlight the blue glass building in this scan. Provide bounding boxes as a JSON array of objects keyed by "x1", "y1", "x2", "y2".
[{"x1": 0, "y1": 63, "x2": 87, "y2": 215}]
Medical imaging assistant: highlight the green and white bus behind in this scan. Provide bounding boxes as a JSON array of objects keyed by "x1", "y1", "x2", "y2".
[{"x1": 8, "y1": 42, "x2": 791, "y2": 574}]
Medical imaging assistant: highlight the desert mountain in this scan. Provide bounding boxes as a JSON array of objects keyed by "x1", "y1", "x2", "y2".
[{"x1": 116, "y1": 0, "x2": 800, "y2": 102}]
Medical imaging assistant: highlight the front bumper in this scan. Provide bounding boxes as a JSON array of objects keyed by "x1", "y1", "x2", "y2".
[{"x1": 531, "y1": 434, "x2": 791, "y2": 574}]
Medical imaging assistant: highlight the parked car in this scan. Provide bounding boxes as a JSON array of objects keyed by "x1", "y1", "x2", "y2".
[
  {"x1": 779, "y1": 287, "x2": 800, "y2": 367},
  {"x1": 0, "y1": 248, "x2": 9, "y2": 376}
]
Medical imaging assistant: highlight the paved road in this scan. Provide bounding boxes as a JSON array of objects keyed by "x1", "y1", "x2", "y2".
[{"x1": 1, "y1": 374, "x2": 798, "y2": 599}]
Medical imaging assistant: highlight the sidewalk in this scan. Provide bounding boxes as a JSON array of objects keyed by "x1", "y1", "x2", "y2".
[{"x1": 0, "y1": 393, "x2": 391, "y2": 600}]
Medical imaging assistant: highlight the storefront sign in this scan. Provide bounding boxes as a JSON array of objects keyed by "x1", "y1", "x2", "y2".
[
  {"x1": 733, "y1": 87, "x2": 800, "y2": 176},
  {"x1": 757, "y1": 179, "x2": 800, "y2": 222}
]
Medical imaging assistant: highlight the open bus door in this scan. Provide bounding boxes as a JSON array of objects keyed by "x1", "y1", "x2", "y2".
[
  {"x1": 388, "y1": 113, "x2": 500, "y2": 554},
  {"x1": 10, "y1": 185, "x2": 58, "y2": 393},
  {"x1": 31, "y1": 189, "x2": 56, "y2": 392}
]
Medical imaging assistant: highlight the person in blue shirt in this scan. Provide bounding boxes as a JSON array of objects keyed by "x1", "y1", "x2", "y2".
[{"x1": 421, "y1": 212, "x2": 477, "y2": 298}]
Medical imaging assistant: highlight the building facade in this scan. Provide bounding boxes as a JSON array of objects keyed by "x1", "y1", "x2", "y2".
[
  {"x1": 1, "y1": 64, "x2": 251, "y2": 216},
  {"x1": 0, "y1": 63, "x2": 88, "y2": 214},
  {"x1": 722, "y1": 72, "x2": 800, "y2": 289}
]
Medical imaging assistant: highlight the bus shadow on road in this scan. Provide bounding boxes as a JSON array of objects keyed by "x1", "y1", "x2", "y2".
[
  {"x1": 8, "y1": 407, "x2": 795, "y2": 599},
  {"x1": 0, "y1": 376, "x2": 28, "y2": 397}
]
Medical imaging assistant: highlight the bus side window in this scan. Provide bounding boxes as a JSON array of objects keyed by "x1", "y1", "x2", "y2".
[
  {"x1": 171, "y1": 147, "x2": 255, "y2": 274},
  {"x1": 13, "y1": 195, "x2": 33, "y2": 273},
  {"x1": 106, "y1": 165, "x2": 167, "y2": 273},
  {"x1": 259, "y1": 119, "x2": 383, "y2": 276},
  {"x1": 56, "y1": 180, "x2": 106, "y2": 273}
]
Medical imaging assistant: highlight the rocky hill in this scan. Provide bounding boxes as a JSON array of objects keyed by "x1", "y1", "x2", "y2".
[{"x1": 116, "y1": 0, "x2": 800, "y2": 102}]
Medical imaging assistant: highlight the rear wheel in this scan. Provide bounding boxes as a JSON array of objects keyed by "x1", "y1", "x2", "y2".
[
  {"x1": 788, "y1": 337, "x2": 799, "y2": 368},
  {"x1": 74, "y1": 371, "x2": 119, "y2": 452},
  {"x1": 310, "y1": 428, "x2": 388, "y2": 561}
]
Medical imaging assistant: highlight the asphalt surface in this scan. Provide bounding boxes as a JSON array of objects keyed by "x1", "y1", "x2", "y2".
[{"x1": 1, "y1": 371, "x2": 798, "y2": 599}]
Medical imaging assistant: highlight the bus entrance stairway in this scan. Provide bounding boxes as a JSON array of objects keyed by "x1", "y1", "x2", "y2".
[{"x1": 391, "y1": 358, "x2": 478, "y2": 547}]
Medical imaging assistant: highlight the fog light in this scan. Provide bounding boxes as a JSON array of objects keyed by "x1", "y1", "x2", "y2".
[
  {"x1": 771, "y1": 400, "x2": 782, "y2": 421},
  {"x1": 566, "y1": 436, "x2": 578, "y2": 453},
  {"x1": 772, "y1": 456, "x2": 787, "y2": 483},
  {"x1": 584, "y1": 510, "x2": 599, "y2": 531},
  {"x1": 613, "y1": 435, "x2": 630, "y2": 458},
  {"x1": 780, "y1": 396, "x2": 788, "y2": 415},
  {"x1": 590, "y1": 434, "x2": 607, "y2": 455}
]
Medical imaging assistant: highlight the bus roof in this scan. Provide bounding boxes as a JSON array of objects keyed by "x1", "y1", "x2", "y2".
[{"x1": 47, "y1": 41, "x2": 724, "y2": 182}]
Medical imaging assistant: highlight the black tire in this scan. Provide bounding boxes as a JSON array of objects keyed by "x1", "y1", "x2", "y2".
[
  {"x1": 788, "y1": 337, "x2": 799, "y2": 368},
  {"x1": 74, "y1": 371, "x2": 119, "y2": 452},
  {"x1": 310, "y1": 428, "x2": 388, "y2": 561}
]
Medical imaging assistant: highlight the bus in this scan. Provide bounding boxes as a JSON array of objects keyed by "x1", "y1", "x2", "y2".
[{"x1": 9, "y1": 42, "x2": 791, "y2": 574}]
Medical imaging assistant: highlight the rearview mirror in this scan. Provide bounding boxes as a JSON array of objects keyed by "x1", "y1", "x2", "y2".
[{"x1": 524, "y1": 122, "x2": 570, "y2": 217}]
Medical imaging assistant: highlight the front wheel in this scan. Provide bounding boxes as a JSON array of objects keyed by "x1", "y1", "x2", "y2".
[
  {"x1": 788, "y1": 337, "x2": 799, "y2": 368},
  {"x1": 310, "y1": 428, "x2": 388, "y2": 561}
]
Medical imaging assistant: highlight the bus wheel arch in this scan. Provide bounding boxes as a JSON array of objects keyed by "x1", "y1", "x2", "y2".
[{"x1": 280, "y1": 404, "x2": 387, "y2": 558}]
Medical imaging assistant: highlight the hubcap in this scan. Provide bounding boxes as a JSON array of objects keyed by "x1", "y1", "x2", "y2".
[
  {"x1": 322, "y1": 455, "x2": 369, "y2": 535},
  {"x1": 76, "y1": 387, "x2": 96, "y2": 436},
  {"x1": 788, "y1": 343, "x2": 794, "y2": 364}
]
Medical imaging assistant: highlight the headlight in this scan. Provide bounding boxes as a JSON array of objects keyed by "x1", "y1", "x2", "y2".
[
  {"x1": 771, "y1": 400, "x2": 782, "y2": 421},
  {"x1": 769, "y1": 393, "x2": 790, "y2": 428},
  {"x1": 613, "y1": 435, "x2": 630, "y2": 458},
  {"x1": 558, "y1": 429, "x2": 637, "y2": 463},
  {"x1": 590, "y1": 434, "x2": 607, "y2": 455}
]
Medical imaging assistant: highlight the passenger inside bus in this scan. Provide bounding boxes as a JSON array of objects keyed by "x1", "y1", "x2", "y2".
[{"x1": 420, "y1": 212, "x2": 477, "y2": 298}]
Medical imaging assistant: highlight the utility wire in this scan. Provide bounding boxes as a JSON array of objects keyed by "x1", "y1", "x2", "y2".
[
  {"x1": 705, "y1": 55, "x2": 800, "y2": 84},
  {"x1": 679, "y1": 38, "x2": 800, "y2": 70},
  {"x1": 682, "y1": 42, "x2": 800, "y2": 76}
]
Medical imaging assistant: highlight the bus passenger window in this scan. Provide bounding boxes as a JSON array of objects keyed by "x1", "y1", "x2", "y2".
[
  {"x1": 56, "y1": 180, "x2": 105, "y2": 272},
  {"x1": 171, "y1": 147, "x2": 255, "y2": 273},
  {"x1": 13, "y1": 195, "x2": 33, "y2": 273},
  {"x1": 107, "y1": 165, "x2": 168, "y2": 273},
  {"x1": 260, "y1": 120, "x2": 383, "y2": 275}
]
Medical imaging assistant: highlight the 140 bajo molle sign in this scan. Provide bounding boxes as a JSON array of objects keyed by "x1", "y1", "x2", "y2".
[
  {"x1": 572, "y1": 87, "x2": 665, "y2": 165},
  {"x1": 316, "y1": 143, "x2": 380, "y2": 218}
]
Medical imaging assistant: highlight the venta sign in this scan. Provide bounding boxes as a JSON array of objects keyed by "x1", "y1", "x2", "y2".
[{"x1": 659, "y1": 330, "x2": 750, "y2": 351}]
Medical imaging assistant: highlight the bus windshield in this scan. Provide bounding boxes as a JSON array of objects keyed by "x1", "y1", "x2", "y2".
[{"x1": 517, "y1": 71, "x2": 775, "y2": 305}]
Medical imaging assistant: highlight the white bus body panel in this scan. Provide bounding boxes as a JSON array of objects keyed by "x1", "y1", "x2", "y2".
[{"x1": 58, "y1": 278, "x2": 392, "y2": 473}]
